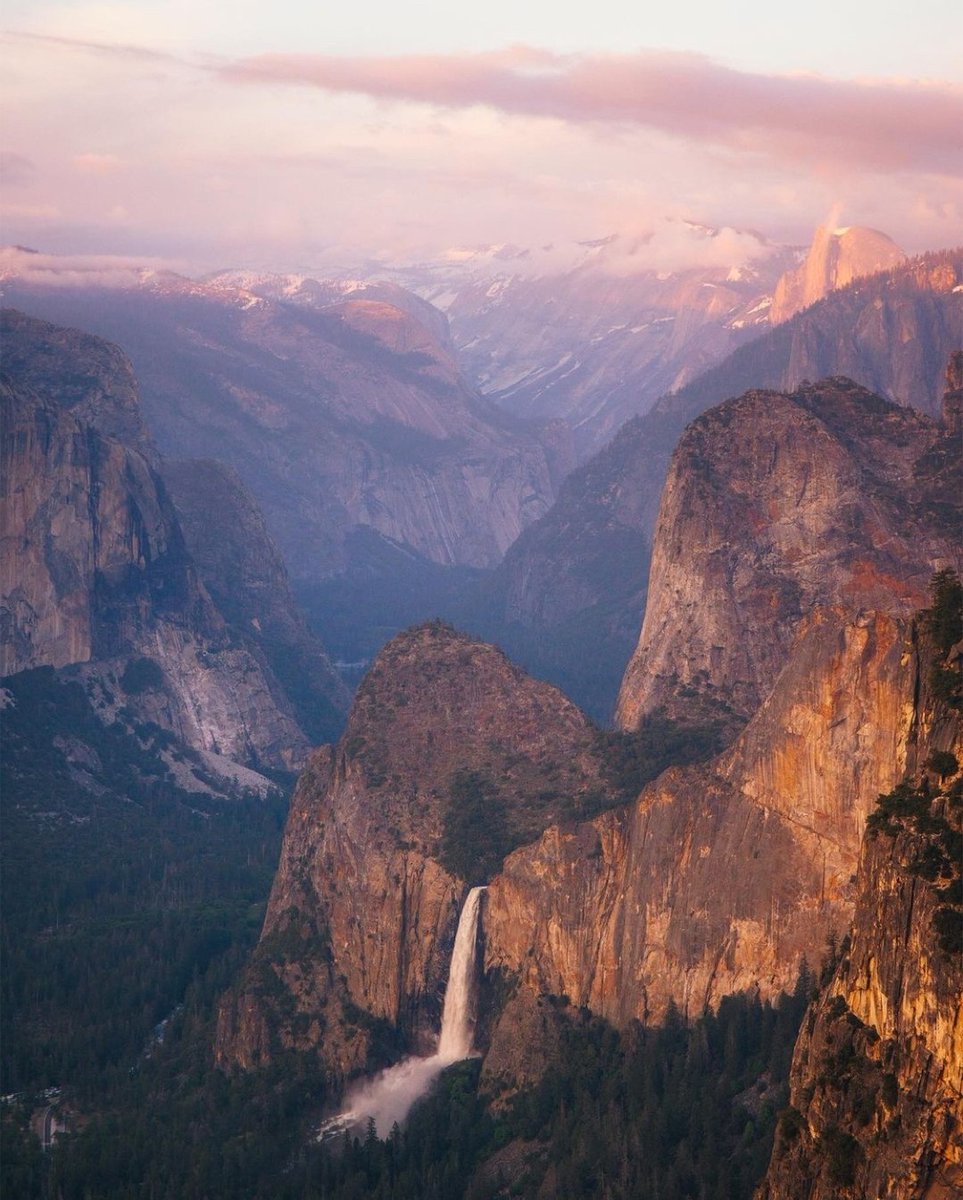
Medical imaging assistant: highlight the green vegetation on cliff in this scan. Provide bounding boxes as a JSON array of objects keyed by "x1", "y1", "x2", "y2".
[
  {"x1": 925, "y1": 567, "x2": 963, "y2": 705},
  {"x1": 866, "y1": 774, "x2": 962, "y2": 956}
]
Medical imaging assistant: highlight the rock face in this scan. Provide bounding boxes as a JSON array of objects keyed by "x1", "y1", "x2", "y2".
[
  {"x1": 770, "y1": 224, "x2": 906, "y2": 325},
  {"x1": 484, "y1": 252, "x2": 963, "y2": 722},
  {"x1": 215, "y1": 622, "x2": 617, "y2": 1076},
  {"x1": 0, "y1": 309, "x2": 314, "y2": 768},
  {"x1": 0, "y1": 251, "x2": 558, "y2": 579},
  {"x1": 220, "y1": 605, "x2": 937, "y2": 1083},
  {"x1": 616, "y1": 377, "x2": 961, "y2": 729},
  {"x1": 675, "y1": 249, "x2": 963, "y2": 426},
  {"x1": 485, "y1": 607, "x2": 920, "y2": 1028},
  {"x1": 0, "y1": 305, "x2": 151, "y2": 454},
  {"x1": 160, "y1": 459, "x2": 348, "y2": 746},
  {"x1": 758, "y1": 693, "x2": 962, "y2": 1199},
  {"x1": 480, "y1": 372, "x2": 961, "y2": 1106},
  {"x1": 944, "y1": 349, "x2": 963, "y2": 438}
]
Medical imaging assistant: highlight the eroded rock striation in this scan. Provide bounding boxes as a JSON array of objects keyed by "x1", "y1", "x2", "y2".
[
  {"x1": 215, "y1": 622, "x2": 617, "y2": 1076},
  {"x1": 161, "y1": 458, "x2": 348, "y2": 746},
  {"x1": 616, "y1": 376, "x2": 961, "y2": 729}
]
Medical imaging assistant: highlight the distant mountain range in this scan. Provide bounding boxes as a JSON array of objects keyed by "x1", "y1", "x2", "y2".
[
  {"x1": 360, "y1": 221, "x2": 910, "y2": 458},
  {"x1": 4, "y1": 234, "x2": 959, "y2": 724},
  {"x1": 382, "y1": 224, "x2": 798, "y2": 457},
  {"x1": 0, "y1": 250, "x2": 562, "y2": 581}
]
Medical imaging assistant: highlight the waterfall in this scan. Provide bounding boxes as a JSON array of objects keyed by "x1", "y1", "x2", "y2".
[
  {"x1": 437, "y1": 885, "x2": 484, "y2": 1062},
  {"x1": 318, "y1": 886, "x2": 486, "y2": 1139}
]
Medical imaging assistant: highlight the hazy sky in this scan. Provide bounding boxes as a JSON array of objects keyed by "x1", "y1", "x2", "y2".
[{"x1": 3, "y1": 1, "x2": 962, "y2": 272}]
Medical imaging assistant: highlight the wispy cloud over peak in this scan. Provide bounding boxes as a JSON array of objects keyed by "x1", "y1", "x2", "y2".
[{"x1": 0, "y1": 245, "x2": 184, "y2": 288}]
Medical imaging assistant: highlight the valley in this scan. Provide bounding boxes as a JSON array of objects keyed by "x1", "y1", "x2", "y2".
[{"x1": 2, "y1": 227, "x2": 961, "y2": 1200}]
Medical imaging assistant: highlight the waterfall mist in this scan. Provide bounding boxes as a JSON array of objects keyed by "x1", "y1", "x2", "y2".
[{"x1": 320, "y1": 886, "x2": 486, "y2": 1138}]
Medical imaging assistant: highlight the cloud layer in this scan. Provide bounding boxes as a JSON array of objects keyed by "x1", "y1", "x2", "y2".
[
  {"x1": 2, "y1": 29, "x2": 961, "y2": 270},
  {"x1": 221, "y1": 47, "x2": 963, "y2": 175}
]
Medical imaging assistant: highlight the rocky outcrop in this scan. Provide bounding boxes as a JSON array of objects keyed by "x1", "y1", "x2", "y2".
[
  {"x1": 0, "y1": 306, "x2": 151, "y2": 454},
  {"x1": 161, "y1": 458, "x2": 348, "y2": 745},
  {"x1": 217, "y1": 608, "x2": 941, "y2": 1081},
  {"x1": 480, "y1": 256, "x2": 963, "y2": 722},
  {"x1": 218, "y1": 345, "x2": 962, "y2": 1085},
  {"x1": 944, "y1": 349, "x2": 963, "y2": 438},
  {"x1": 484, "y1": 607, "x2": 920, "y2": 1028},
  {"x1": 0, "y1": 310, "x2": 311, "y2": 768},
  {"x1": 616, "y1": 377, "x2": 960, "y2": 729},
  {"x1": 216, "y1": 622, "x2": 617, "y2": 1076},
  {"x1": 770, "y1": 225, "x2": 906, "y2": 325},
  {"x1": 758, "y1": 687, "x2": 962, "y2": 1200},
  {"x1": 1, "y1": 252, "x2": 558, "y2": 579},
  {"x1": 673, "y1": 249, "x2": 963, "y2": 427}
]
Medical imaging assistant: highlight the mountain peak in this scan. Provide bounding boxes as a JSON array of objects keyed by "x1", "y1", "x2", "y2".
[{"x1": 770, "y1": 223, "x2": 905, "y2": 324}]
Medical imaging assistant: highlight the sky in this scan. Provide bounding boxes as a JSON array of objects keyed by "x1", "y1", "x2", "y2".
[{"x1": 2, "y1": 0, "x2": 962, "y2": 274}]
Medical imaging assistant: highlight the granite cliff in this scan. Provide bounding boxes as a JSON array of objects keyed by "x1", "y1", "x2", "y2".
[
  {"x1": 160, "y1": 458, "x2": 349, "y2": 746},
  {"x1": 219, "y1": 358, "x2": 960, "y2": 1103},
  {"x1": 484, "y1": 607, "x2": 921, "y2": 1033},
  {"x1": 215, "y1": 622, "x2": 617, "y2": 1077},
  {"x1": 470, "y1": 415, "x2": 654, "y2": 720},
  {"x1": 770, "y1": 225, "x2": 906, "y2": 325},
  {"x1": 758, "y1": 628, "x2": 962, "y2": 1200},
  {"x1": 218, "y1": 601, "x2": 944, "y2": 1096},
  {"x1": 0, "y1": 309, "x2": 340, "y2": 768},
  {"x1": 616, "y1": 376, "x2": 961, "y2": 729}
]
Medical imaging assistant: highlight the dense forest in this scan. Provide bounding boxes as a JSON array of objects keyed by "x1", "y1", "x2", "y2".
[
  {"x1": 5, "y1": 977, "x2": 812, "y2": 1200},
  {"x1": 0, "y1": 666, "x2": 289, "y2": 1101}
]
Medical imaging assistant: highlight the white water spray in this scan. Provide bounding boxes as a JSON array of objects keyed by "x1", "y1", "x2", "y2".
[
  {"x1": 437, "y1": 885, "x2": 485, "y2": 1061},
  {"x1": 319, "y1": 886, "x2": 486, "y2": 1138}
]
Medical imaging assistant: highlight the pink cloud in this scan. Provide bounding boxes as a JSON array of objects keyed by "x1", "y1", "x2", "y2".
[
  {"x1": 219, "y1": 47, "x2": 963, "y2": 175},
  {"x1": 0, "y1": 151, "x2": 36, "y2": 185},
  {"x1": 73, "y1": 153, "x2": 122, "y2": 174},
  {"x1": 9, "y1": 30, "x2": 184, "y2": 64}
]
